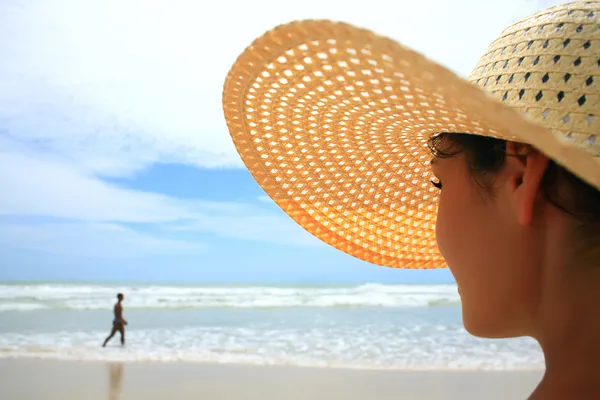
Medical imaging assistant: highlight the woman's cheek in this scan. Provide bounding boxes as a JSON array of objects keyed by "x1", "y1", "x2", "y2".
[{"x1": 434, "y1": 196, "x2": 451, "y2": 262}]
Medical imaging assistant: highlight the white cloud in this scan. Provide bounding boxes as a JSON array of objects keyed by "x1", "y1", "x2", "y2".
[
  {"x1": 0, "y1": 138, "x2": 241, "y2": 223},
  {"x1": 0, "y1": 135, "x2": 320, "y2": 253},
  {"x1": 0, "y1": 222, "x2": 205, "y2": 258},
  {"x1": 171, "y1": 214, "x2": 322, "y2": 247},
  {"x1": 0, "y1": 0, "x2": 564, "y2": 176},
  {"x1": 0, "y1": 0, "x2": 566, "y2": 259}
]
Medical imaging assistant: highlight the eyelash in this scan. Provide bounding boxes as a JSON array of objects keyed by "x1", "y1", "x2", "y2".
[{"x1": 430, "y1": 179, "x2": 443, "y2": 189}]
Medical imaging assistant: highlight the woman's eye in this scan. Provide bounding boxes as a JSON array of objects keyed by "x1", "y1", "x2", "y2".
[{"x1": 430, "y1": 179, "x2": 443, "y2": 189}]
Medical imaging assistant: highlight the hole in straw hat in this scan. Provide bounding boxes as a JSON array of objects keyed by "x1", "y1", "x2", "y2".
[
  {"x1": 563, "y1": 38, "x2": 571, "y2": 48},
  {"x1": 576, "y1": 24, "x2": 583, "y2": 33},
  {"x1": 587, "y1": 76, "x2": 594, "y2": 86},
  {"x1": 563, "y1": 114, "x2": 571, "y2": 124},
  {"x1": 583, "y1": 41, "x2": 591, "y2": 50},
  {"x1": 588, "y1": 115, "x2": 595, "y2": 125},
  {"x1": 553, "y1": 55, "x2": 561, "y2": 64},
  {"x1": 535, "y1": 91, "x2": 543, "y2": 102},
  {"x1": 556, "y1": 22, "x2": 564, "y2": 31},
  {"x1": 543, "y1": 39, "x2": 550, "y2": 48},
  {"x1": 542, "y1": 73, "x2": 550, "y2": 83},
  {"x1": 543, "y1": 109, "x2": 551, "y2": 119},
  {"x1": 578, "y1": 95, "x2": 587, "y2": 106},
  {"x1": 533, "y1": 56, "x2": 541, "y2": 65},
  {"x1": 574, "y1": 57, "x2": 582, "y2": 66},
  {"x1": 502, "y1": 91, "x2": 508, "y2": 101},
  {"x1": 564, "y1": 73, "x2": 572, "y2": 82},
  {"x1": 508, "y1": 74, "x2": 514, "y2": 83},
  {"x1": 524, "y1": 72, "x2": 531, "y2": 82},
  {"x1": 519, "y1": 89, "x2": 526, "y2": 100},
  {"x1": 557, "y1": 91, "x2": 565, "y2": 102}
]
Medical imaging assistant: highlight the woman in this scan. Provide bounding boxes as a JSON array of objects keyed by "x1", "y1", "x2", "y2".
[
  {"x1": 222, "y1": 1, "x2": 599, "y2": 398},
  {"x1": 428, "y1": 132, "x2": 599, "y2": 398}
]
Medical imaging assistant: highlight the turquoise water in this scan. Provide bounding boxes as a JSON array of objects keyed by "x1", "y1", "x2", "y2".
[{"x1": 0, "y1": 281, "x2": 543, "y2": 370}]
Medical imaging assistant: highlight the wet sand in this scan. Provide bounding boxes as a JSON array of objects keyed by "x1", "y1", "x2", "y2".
[{"x1": 0, "y1": 358, "x2": 543, "y2": 399}]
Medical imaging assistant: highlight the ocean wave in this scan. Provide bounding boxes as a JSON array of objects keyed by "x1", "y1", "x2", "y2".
[
  {"x1": 0, "y1": 283, "x2": 461, "y2": 312},
  {"x1": 0, "y1": 327, "x2": 544, "y2": 371}
]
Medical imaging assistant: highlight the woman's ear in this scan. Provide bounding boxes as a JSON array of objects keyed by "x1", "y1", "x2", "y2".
[{"x1": 504, "y1": 142, "x2": 549, "y2": 226}]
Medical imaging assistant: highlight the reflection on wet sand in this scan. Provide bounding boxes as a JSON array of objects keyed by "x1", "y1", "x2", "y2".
[{"x1": 108, "y1": 363, "x2": 124, "y2": 400}]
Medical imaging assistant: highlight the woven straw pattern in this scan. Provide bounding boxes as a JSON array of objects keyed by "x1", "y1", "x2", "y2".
[
  {"x1": 222, "y1": 1, "x2": 600, "y2": 269},
  {"x1": 469, "y1": 1, "x2": 599, "y2": 154}
]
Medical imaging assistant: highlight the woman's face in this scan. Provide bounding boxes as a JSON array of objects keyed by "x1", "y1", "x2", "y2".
[{"x1": 430, "y1": 151, "x2": 539, "y2": 338}]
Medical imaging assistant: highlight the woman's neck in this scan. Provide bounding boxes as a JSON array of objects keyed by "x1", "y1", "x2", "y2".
[{"x1": 530, "y1": 258, "x2": 600, "y2": 399}]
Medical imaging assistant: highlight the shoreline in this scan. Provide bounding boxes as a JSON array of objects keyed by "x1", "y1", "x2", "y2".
[
  {"x1": 0, "y1": 358, "x2": 544, "y2": 400},
  {"x1": 0, "y1": 354, "x2": 545, "y2": 372}
]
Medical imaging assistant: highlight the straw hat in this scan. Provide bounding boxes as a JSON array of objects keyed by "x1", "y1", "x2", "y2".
[{"x1": 222, "y1": 1, "x2": 599, "y2": 269}]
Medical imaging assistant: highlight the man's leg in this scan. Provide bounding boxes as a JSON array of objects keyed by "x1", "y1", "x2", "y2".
[
  {"x1": 103, "y1": 327, "x2": 117, "y2": 347},
  {"x1": 118, "y1": 327, "x2": 125, "y2": 346}
]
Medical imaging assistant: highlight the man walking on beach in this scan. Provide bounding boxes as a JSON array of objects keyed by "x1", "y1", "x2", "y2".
[{"x1": 102, "y1": 293, "x2": 128, "y2": 347}]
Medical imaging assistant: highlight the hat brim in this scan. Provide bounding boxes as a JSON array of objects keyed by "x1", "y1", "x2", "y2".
[{"x1": 222, "y1": 20, "x2": 600, "y2": 269}]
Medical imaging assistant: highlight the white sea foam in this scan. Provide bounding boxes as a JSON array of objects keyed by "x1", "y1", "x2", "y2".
[
  {"x1": 0, "y1": 283, "x2": 461, "y2": 311},
  {"x1": 0, "y1": 282, "x2": 545, "y2": 370},
  {"x1": 0, "y1": 326, "x2": 544, "y2": 371}
]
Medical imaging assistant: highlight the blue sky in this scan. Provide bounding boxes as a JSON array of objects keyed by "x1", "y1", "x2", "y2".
[{"x1": 0, "y1": 0, "x2": 561, "y2": 283}]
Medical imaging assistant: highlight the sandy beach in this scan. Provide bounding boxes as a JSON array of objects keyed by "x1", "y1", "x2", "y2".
[{"x1": 0, "y1": 358, "x2": 543, "y2": 400}]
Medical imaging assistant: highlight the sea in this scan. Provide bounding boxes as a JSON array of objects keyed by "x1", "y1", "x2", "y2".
[{"x1": 0, "y1": 281, "x2": 544, "y2": 370}]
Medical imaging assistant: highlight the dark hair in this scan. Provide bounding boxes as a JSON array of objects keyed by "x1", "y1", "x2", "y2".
[
  {"x1": 117, "y1": 293, "x2": 124, "y2": 300},
  {"x1": 427, "y1": 132, "x2": 600, "y2": 227}
]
